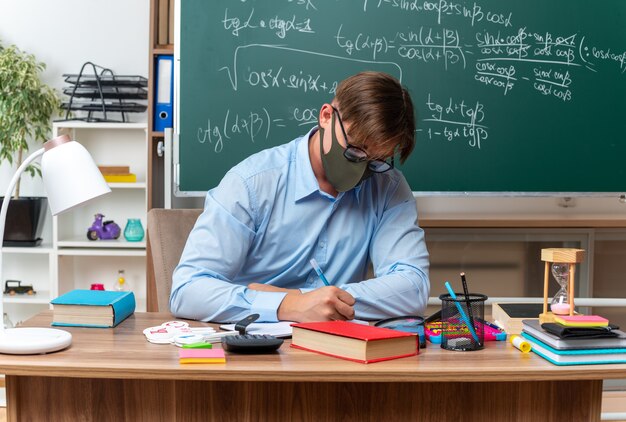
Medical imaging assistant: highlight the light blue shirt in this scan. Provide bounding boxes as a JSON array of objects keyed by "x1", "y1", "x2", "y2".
[{"x1": 170, "y1": 127, "x2": 430, "y2": 323}]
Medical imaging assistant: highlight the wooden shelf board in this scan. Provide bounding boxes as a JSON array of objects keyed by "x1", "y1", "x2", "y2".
[{"x1": 153, "y1": 46, "x2": 174, "y2": 54}]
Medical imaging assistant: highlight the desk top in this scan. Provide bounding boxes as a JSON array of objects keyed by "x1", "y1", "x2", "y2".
[{"x1": 2, "y1": 311, "x2": 626, "y2": 382}]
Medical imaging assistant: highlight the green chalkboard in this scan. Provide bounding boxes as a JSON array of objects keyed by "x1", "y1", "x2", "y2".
[{"x1": 178, "y1": 0, "x2": 626, "y2": 194}]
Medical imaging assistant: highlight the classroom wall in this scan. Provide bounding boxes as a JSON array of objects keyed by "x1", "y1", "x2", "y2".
[{"x1": 0, "y1": 0, "x2": 149, "y2": 197}]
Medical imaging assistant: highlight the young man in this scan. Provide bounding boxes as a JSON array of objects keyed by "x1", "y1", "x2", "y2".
[{"x1": 170, "y1": 71, "x2": 429, "y2": 323}]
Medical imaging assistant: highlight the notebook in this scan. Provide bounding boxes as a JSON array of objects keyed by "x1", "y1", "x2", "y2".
[
  {"x1": 522, "y1": 320, "x2": 626, "y2": 350},
  {"x1": 521, "y1": 333, "x2": 626, "y2": 366}
]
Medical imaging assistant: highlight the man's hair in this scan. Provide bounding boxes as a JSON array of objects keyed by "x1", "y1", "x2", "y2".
[{"x1": 334, "y1": 71, "x2": 415, "y2": 164}]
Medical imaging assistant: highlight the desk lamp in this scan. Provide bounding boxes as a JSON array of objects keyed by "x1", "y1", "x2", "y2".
[{"x1": 0, "y1": 134, "x2": 110, "y2": 354}]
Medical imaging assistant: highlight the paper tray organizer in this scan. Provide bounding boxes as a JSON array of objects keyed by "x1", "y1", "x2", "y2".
[{"x1": 59, "y1": 61, "x2": 147, "y2": 123}]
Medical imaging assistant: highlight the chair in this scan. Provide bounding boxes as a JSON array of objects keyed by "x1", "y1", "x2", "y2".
[{"x1": 146, "y1": 208, "x2": 202, "y2": 311}]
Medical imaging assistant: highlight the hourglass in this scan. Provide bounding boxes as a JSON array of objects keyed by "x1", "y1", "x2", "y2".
[
  {"x1": 540, "y1": 248, "x2": 586, "y2": 324},
  {"x1": 550, "y1": 263, "x2": 571, "y2": 315}
]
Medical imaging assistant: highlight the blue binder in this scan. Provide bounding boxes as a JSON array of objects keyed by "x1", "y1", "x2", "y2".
[{"x1": 154, "y1": 55, "x2": 173, "y2": 131}]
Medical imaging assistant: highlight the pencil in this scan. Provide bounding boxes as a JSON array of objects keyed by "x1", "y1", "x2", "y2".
[{"x1": 460, "y1": 272, "x2": 476, "y2": 336}]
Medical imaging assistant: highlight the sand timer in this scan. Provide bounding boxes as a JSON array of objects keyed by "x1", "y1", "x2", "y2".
[
  {"x1": 540, "y1": 248, "x2": 586, "y2": 324},
  {"x1": 550, "y1": 263, "x2": 570, "y2": 315}
]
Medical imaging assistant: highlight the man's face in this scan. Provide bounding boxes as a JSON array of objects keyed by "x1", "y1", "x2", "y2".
[{"x1": 330, "y1": 106, "x2": 394, "y2": 173}]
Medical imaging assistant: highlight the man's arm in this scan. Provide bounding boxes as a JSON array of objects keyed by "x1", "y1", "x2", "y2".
[
  {"x1": 169, "y1": 172, "x2": 288, "y2": 323},
  {"x1": 343, "y1": 176, "x2": 430, "y2": 319}
]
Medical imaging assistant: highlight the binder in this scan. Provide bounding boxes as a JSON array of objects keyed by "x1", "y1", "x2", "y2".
[{"x1": 154, "y1": 55, "x2": 173, "y2": 132}]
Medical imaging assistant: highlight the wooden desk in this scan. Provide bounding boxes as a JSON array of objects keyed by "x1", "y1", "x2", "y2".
[{"x1": 2, "y1": 312, "x2": 625, "y2": 421}]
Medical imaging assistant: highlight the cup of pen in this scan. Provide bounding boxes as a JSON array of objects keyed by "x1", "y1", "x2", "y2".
[{"x1": 439, "y1": 293, "x2": 487, "y2": 351}]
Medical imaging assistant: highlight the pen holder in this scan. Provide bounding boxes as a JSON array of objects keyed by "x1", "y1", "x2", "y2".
[{"x1": 439, "y1": 293, "x2": 487, "y2": 351}]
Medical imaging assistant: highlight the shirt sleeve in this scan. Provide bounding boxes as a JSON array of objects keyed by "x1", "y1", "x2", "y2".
[
  {"x1": 169, "y1": 171, "x2": 287, "y2": 323},
  {"x1": 343, "y1": 175, "x2": 430, "y2": 320}
]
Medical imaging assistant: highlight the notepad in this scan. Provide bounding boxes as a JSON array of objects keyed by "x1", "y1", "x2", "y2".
[
  {"x1": 554, "y1": 315, "x2": 609, "y2": 328},
  {"x1": 179, "y1": 348, "x2": 226, "y2": 364}
]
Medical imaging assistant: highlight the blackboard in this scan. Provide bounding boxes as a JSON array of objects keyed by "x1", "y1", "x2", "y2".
[{"x1": 177, "y1": 0, "x2": 626, "y2": 194}]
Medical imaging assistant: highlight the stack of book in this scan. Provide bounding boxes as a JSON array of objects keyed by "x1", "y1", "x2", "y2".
[
  {"x1": 520, "y1": 316, "x2": 626, "y2": 366},
  {"x1": 99, "y1": 166, "x2": 137, "y2": 183}
]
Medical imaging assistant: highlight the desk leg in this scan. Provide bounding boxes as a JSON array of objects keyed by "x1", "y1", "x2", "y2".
[{"x1": 6, "y1": 376, "x2": 602, "y2": 421}]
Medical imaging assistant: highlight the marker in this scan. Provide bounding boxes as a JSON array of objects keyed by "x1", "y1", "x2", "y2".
[
  {"x1": 510, "y1": 335, "x2": 531, "y2": 353},
  {"x1": 182, "y1": 342, "x2": 214, "y2": 349},
  {"x1": 310, "y1": 258, "x2": 330, "y2": 286}
]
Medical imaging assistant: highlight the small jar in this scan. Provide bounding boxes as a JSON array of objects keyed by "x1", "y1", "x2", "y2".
[{"x1": 123, "y1": 218, "x2": 144, "y2": 242}]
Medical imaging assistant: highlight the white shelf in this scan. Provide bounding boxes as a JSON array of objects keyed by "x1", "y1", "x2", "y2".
[
  {"x1": 2, "y1": 244, "x2": 54, "y2": 254},
  {"x1": 2, "y1": 290, "x2": 51, "y2": 304},
  {"x1": 53, "y1": 121, "x2": 147, "y2": 130},
  {"x1": 108, "y1": 182, "x2": 147, "y2": 189},
  {"x1": 56, "y1": 248, "x2": 146, "y2": 257},
  {"x1": 57, "y1": 238, "x2": 146, "y2": 249}
]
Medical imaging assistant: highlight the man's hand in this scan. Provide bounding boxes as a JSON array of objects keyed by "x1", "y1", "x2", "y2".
[{"x1": 277, "y1": 287, "x2": 356, "y2": 322}]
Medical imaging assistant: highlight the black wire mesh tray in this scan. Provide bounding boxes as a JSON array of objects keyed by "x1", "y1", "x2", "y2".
[
  {"x1": 63, "y1": 74, "x2": 148, "y2": 87},
  {"x1": 61, "y1": 102, "x2": 147, "y2": 113},
  {"x1": 62, "y1": 86, "x2": 148, "y2": 100}
]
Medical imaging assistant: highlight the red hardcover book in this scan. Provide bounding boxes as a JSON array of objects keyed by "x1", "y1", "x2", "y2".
[{"x1": 291, "y1": 321, "x2": 418, "y2": 364}]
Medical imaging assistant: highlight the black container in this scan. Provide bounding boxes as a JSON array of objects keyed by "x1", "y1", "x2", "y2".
[
  {"x1": 0, "y1": 197, "x2": 48, "y2": 246},
  {"x1": 439, "y1": 293, "x2": 487, "y2": 351}
]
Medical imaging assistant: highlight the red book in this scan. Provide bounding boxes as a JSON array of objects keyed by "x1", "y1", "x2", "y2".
[{"x1": 291, "y1": 321, "x2": 418, "y2": 364}]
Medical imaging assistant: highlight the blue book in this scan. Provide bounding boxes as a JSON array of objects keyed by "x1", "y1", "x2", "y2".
[
  {"x1": 521, "y1": 332, "x2": 626, "y2": 366},
  {"x1": 51, "y1": 290, "x2": 135, "y2": 328}
]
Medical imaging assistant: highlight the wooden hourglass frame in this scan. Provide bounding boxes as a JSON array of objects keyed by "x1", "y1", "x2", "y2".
[{"x1": 539, "y1": 248, "x2": 586, "y2": 324}]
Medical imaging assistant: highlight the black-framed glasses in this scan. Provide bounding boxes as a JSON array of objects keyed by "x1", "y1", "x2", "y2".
[{"x1": 331, "y1": 106, "x2": 394, "y2": 173}]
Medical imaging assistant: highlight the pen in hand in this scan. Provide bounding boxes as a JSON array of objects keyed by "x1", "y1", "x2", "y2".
[{"x1": 310, "y1": 259, "x2": 330, "y2": 286}]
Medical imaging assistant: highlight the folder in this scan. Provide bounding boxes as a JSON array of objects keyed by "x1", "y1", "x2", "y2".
[{"x1": 154, "y1": 55, "x2": 173, "y2": 132}]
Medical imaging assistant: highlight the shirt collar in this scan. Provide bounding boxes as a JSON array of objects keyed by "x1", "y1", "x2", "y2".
[{"x1": 294, "y1": 126, "x2": 320, "y2": 202}]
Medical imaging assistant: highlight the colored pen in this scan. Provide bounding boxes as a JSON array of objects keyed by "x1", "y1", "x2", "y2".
[
  {"x1": 444, "y1": 281, "x2": 480, "y2": 343},
  {"x1": 460, "y1": 272, "x2": 476, "y2": 337},
  {"x1": 309, "y1": 258, "x2": 330, "y2": 286}
]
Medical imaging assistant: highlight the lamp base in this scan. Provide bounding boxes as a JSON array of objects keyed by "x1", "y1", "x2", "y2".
[{"x1": 0, "y1": 327, "x2": 72, "y2": 354}]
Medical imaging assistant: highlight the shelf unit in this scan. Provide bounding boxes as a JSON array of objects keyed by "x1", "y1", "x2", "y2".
[
  {"x1": 49, "y1": 121, "x2": 148, "y2": 312},
  {"x1": 1, "y1": 121, "x2": 149, "y2": 325}
]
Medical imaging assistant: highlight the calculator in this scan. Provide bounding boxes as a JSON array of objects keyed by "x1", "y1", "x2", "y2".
[
  {"x1": 222, "y1": 314, "x2": 285, "y2": 354},
  {"x1": 222, "y1": 334, "x2": 284, "y2": 353}
]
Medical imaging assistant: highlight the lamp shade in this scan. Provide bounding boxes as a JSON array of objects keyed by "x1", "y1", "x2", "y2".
[{"x1": 41, "y1": 135, "x2": 111, "y2": 215}]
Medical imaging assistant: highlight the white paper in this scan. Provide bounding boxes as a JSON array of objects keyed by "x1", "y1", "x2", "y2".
[
  {"x1": 220, "y1": 321, "x2": 295, "y2": 338},
  {"x1": 220, "y1": 319, "x2": 369, "y2": 338}
]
